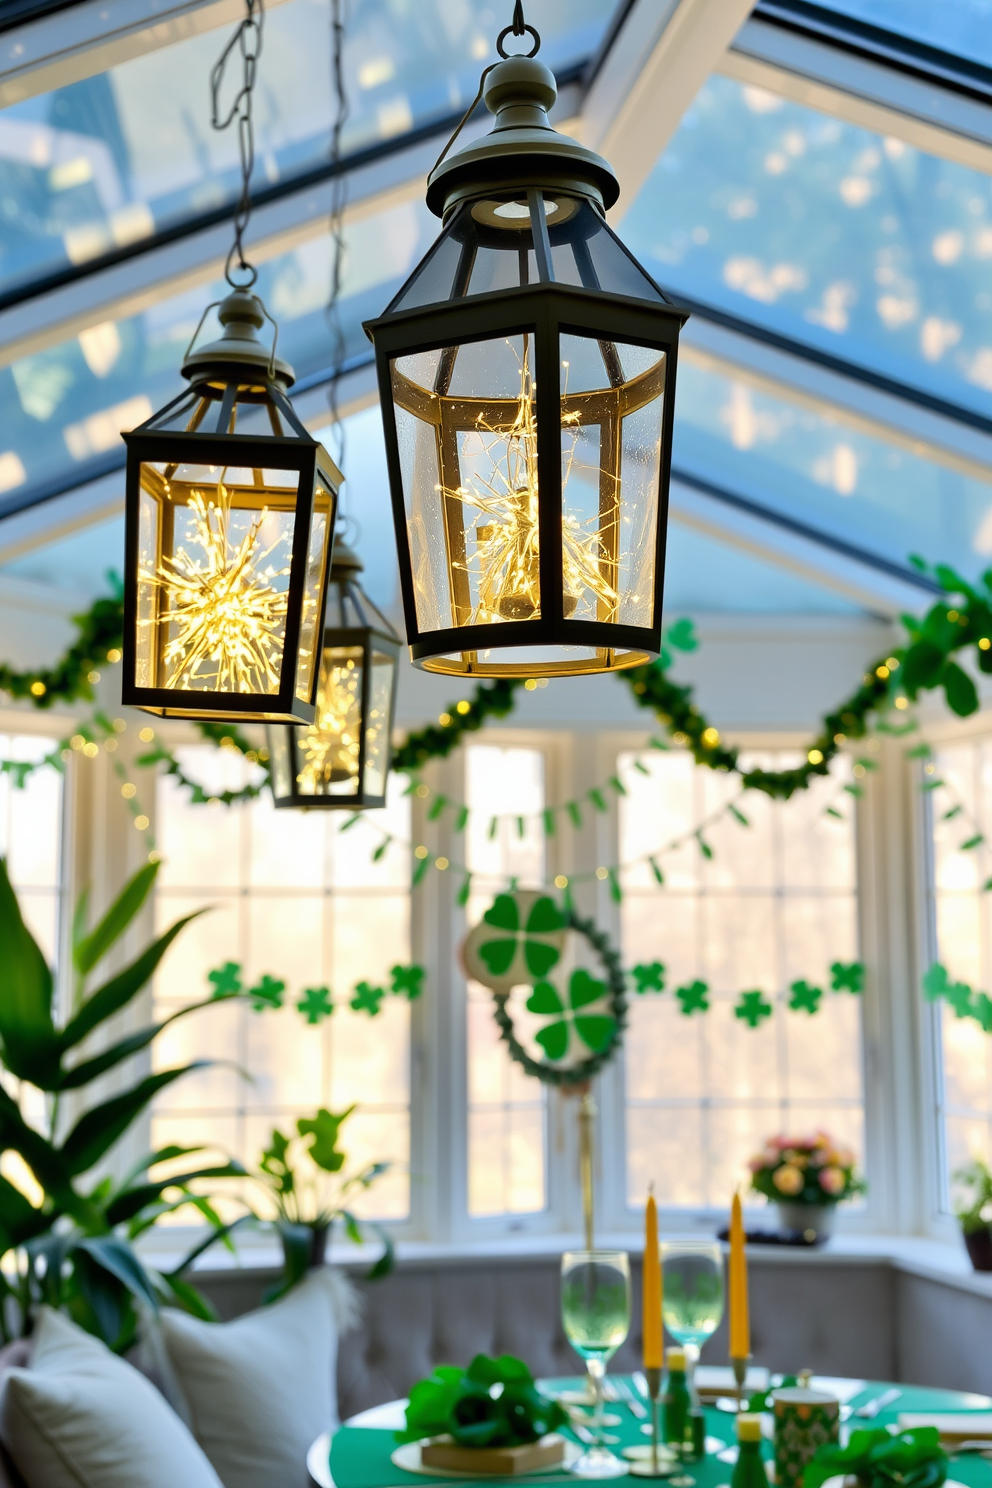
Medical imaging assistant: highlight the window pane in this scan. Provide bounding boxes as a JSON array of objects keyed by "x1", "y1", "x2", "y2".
[
  {"x1": 929, "y1": 738, "x2": 992, "y2": 1208},
  {"x1": 0, "y1": 735, "x2": 62, "y2": 964},
  {"x1": 154, "y1": 750, "x2": 410, "y2": 1220},
  {"x1": 619, "y1": 749, "x2": 863, "y2": 1210},
  {"x1": 465, "y1": 744, "x2": 547, "y2": 1217}
]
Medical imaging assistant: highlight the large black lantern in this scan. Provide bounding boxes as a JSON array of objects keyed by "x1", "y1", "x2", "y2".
[
  {"x1": 267, "y1": 543, "x2": 401, "y2": 809},
  {"x1": 121, "y1": 289, "x2": 341, "y2": 722},
  {"x1": 364, "y1": 24, "x2": 687, "y2": 678}
]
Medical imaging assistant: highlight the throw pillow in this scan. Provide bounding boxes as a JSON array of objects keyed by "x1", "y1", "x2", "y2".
[
  {"x1": 0, "y1": 1307, "x2": 224, "y2": 1488},
  {"x1": 159, "y1": 1264, "x2": 358, "y2": 1488}
]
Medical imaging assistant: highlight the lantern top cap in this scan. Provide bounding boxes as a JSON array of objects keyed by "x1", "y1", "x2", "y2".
[
  {"x1": 425, "y1": 54, "x2": 619, "y2": 218},
  {"x1": 182, "y1": 288, "x2": 296, "y2": 391},
  {"x1": 330, "y1": 541, "x2": 364, "y2": 579}
]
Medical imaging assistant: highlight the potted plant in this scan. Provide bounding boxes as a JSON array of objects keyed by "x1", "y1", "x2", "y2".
[
  {"x1": 253, "y1": 1105, "x2": 393, "y2": 1296},
  {"x1": 0, "y1": 855, "x2": 244, "y2": 1350},
  {"x1": 953, "y1": 1158, "x2": 992, "y2": 1271},
  {"x1": 748, "y1": 1131, "x2": 865, "y2": 1240}
]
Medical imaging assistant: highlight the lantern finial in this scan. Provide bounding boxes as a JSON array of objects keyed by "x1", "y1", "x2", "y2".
[{"x1": 182, "y1": 288, "x2": 295, "y2": 389}]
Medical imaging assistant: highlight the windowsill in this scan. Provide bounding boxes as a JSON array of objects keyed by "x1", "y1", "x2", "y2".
[{"x1": 141, "y1": 1229, "x2": 992, "y2": 1301}]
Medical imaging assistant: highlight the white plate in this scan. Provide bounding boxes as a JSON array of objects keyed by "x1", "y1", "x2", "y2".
[
  {"x1": 307, "y1": 1431, "x2": 333, "y2": 1488},
  {"x1": 391, "y1": 1437, "x2": 581, "y2": 1478},
  {"x1": 821, "y1": 1480, "x2": 969, "y2": 1488}
]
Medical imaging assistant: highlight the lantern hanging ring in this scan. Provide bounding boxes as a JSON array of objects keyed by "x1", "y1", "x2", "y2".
[{"x1": 498, "y1": 0, "x2": 540, "y2": 58}]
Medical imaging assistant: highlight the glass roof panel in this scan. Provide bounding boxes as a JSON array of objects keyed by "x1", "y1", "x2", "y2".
[
  {"x1": 673, "y1": 356, "x2": 992, "y2": 581},
  {"x1": 661, "y1": 522, "x2": 864, "y2": 613},
  {"x1": 622, "y1": 74, "x2": 992, "y2": 419},
  {"x1": 0, "y1": 0, "x2": 615, "y2": 301},
  {"x1": 821, "y1": 0, "x2": 992, "y2": 68},
  {"x1": 0, "y1": 194, "x2": 435, "y2": 505}
]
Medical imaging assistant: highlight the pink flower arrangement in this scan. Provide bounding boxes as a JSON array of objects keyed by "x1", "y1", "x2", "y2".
[{"x1": 748, "y1": 1129, "x2": 865, "y2": 1207}]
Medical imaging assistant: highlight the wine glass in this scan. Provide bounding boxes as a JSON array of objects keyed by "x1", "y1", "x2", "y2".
[
  {"x1": 561, "y1": 1250, "x2": 631, "y2": 1478},
  {"x1": 661, "y1": 1240, "x2": 725, "y2": 1458}
]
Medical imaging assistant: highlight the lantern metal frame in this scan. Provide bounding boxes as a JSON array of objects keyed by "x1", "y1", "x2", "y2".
[
  {"x1": 121, "y1": 291, "x2": 341, "y2": 723},
  {"x1": 367, "y1": 284, "x2": 683, "y2": 677},
  {"x1": 364, "y1": 37, "x2": 689, "y2": 679},
  {"x1": 267, "y1": 544, "x2": 402, "y2": 810}
]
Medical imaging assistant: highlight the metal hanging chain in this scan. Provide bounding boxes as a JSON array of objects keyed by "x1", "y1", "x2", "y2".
[
  {"x1": 433, "y1": 2, "x2": 542, "y2": 176},
  {"x1": 210, "y1": 0, "x2": 264, "y2": 288},
  {"x1": 325, "y1": 0, "x2": 350, "y2": 488}
]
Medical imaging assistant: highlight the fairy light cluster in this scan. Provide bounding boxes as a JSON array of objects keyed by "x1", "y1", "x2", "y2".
[
  {"x1": 453, "y1": 344, "x2": 619, "y2": 626},
  {"x1": 298, "y1": 655, "x2": 362, "y2": 790},
  {"x1": 143, "y1": 480, "x2": 291, "y2": 694}
]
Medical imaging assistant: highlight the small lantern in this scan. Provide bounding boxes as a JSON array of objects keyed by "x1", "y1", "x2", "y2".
[
  {"x1": 121, "y1": 289, "x2": 341, "y2": 722},
  {"x1": 267, "y1": 543, "x2": 401, "y2": 809},
  {"x1": 364, "y1": 29, "x2": 687, "y2": 678}
]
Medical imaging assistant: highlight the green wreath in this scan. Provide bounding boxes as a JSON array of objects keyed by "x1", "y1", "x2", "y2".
[{"x1": 489, "y1": 908, "x2": 628, "y2": 1088}]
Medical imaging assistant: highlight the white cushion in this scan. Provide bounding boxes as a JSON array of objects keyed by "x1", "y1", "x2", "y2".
[
  {"x1": 0, "y1": 1307, "x2": 224, "y2": 1488},
  {"x1": 159, "y1": 1264, "x2": 358, "y2": 1488}
]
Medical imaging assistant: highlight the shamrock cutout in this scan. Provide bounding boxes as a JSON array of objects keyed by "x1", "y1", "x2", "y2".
[
  {"x1": 208, "y1": 961, "x2": 242, "y2": 1000},
  {"x1": 479, "y1": 893, "x2": 564, "y2": 978},
  {"x1": 248, "y1": 973, "x2": 285, "y2": 1011},
  {"x1": 973, "y1": 992, "x2": 992, "y2": 1032},
  {"x1": 675, "y1": 980, "x2": 709, "y2": 1015},
  {"x1": 526, "y1": 969, "x2": 616, "y2": 1062},
  {"x1": 351, "y1": 981, "x2": 385, "y2": 1016},
  {"x1": 735, "y1": 990, "x2": 773, "y2": 1028},
  {"x1": 788, "y1": 979, "x2": 822, "y2": 1015},
  {"x1": 922, "y1": 963, "x2": 972, "y2": 1014},
  {"x1": 391, "y1": 964, "x2": 425, "y2": 1001},
  {"x1": 830, "y1": 961, "x2": 864, "y2": 994},
  {"x1": 632, "y1": 961, "x2": 666, "y2": 994},
  {"x1": 297, "y1": 985, "x2": 334, "y2": 1025}
]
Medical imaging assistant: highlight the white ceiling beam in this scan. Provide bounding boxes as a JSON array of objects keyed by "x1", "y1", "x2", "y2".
[
  {"x1": 581, "y1": 0, "x2": 756, "y2": 220},
  {"x1": 0, "y1": 0, "x2": 294, "y2": 110},
  {"x1": 669, "y1": 476, "x2": 935, "y2": 619},
  {"x1": 724, "y1": 19, "x2": 992, "y2": 179}
]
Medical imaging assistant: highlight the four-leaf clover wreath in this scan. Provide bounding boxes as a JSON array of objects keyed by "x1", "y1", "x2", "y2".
[{"x1": 464, "y1": 891, "x2": 628, "y2": 1088}]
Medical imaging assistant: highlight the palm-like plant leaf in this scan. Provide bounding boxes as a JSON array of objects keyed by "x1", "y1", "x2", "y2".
[
  {"x1": 72, "y1": 862, "x2": 158, "y2": 978},
  {"x1": 0, "y1": 858, "x2": 59, "y2": 1085},
  {"x1": 58, "y1": 910, "x2": 207, "y2": 1057},
  {"x1": 58, "y1": 997, "x2": 222, "y2": 1091},
  {"x1": 60, "y1": 1065, "x2": 212, "y2": 1176},
  {"x1": 104, "y1": 1161, "x2": 246, "y2": 1227}
]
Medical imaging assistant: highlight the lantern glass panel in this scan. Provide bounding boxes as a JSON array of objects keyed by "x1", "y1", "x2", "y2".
[
  {"x1": 559, "y1": 332, "x2": 666, "y2": 631},
  {"x1": 294, "y1": 473, "x2": 336, "y2": 703},
  {"x1": 299, "y1": 644, "x2": 366, "y2": 797},
  {"x1": 135, "y1": 459, "x2": 312, "y2": 699},
  {"x1": 392, "y1": 330, "x2": 544, "y2": 636},
  {"x1": 365, "y1": 649, "x2": 397, "y2": 799}
]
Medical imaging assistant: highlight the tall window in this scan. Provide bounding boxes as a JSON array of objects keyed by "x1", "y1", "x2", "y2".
[
  {"x1": 619, "y1": 748, "x2": 863, "y2": 1209},
  {"x1": 153, "y1": 748, "x2": 411, "y2": 1219},
  {"x1": 0, "y1": 734, "x2": 63, "y2": 963},
  {"x1": 929, "y1": 737, "x2": 992, "y2": 1205},
  {"x1": 464, "y1": 744, "x2": 547, "y2": 1218}
]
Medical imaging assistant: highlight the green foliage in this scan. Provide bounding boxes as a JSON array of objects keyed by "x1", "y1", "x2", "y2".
[
  {"x1": 253, "y1": 1106, "x2": 391, "y2": 1286},
  {"x1": 806, "y1": 1428, "x2": 947, "y2": 1488},
  {"x1": 397, "y1": 1354, "x2": 568, "y2": 1449},
  {"x1": 0, "y1": 855, "x2": 238, "y2": 1349},
  {"x1": 952, "y1": 1158, "x2": 992, "y2": 1235}
]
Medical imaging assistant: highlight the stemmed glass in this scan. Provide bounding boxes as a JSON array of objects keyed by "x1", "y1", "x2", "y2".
[
  {"x1": 561, "y1": 1250, "x2": 631, "y2": 1478},
  {"x1": 661, "y1": 1240, "x2": 725, "y2": 1478}
]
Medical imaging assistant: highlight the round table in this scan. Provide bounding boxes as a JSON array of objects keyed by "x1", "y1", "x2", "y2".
[{"x1": 309, "y1": 1376, "x2": 992, "y2": 1488}]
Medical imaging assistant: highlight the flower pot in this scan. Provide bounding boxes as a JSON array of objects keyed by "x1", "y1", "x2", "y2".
[
  {"x1": 963, "y1": 1226, "x2": 992, "y2": 1272},
  {"x1": 776, "y1": 1202, "x2": 835, "y2": 1240},
  {"x1": 276, "y1": 1219, "x2": 330, "y2": 1289}
]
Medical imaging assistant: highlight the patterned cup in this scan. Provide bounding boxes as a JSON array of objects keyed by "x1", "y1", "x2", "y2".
[{"x1": 771, "y1": 1387, "x2": 840, "y2": 1488}]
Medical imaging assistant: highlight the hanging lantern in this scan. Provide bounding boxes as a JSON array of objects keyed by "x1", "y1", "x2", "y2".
[
  {"x1": 267, "y1": 542, "x2": 401, "y2": 809},
  {"x1": 121, "y1": 289, "x2": 341, "y2": 722},
  {"x1": 364, "y1": 13, "x2": 687, "y2": 678}
]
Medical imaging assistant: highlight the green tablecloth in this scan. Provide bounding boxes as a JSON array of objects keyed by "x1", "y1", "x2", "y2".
[{"x1": 329, "y1": 1378, "x2": 992, "y2": 1488}]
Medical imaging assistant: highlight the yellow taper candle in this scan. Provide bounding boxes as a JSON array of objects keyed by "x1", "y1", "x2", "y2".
[
  {"x1": 643, "y1": 1188, "x2": 663, "y2": 1369},
  {"x1": 728, "y1": 1187, "x2": 750, "y2": 1362}
]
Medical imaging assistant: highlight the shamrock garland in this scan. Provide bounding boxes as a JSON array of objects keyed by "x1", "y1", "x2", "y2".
[
  {"x1": 922, "y1": 964, "x2": 992, "y2": 1032},
  {"x1": 207, "y1": 960, "x2": 424, "y2": 1023},
  {"x1": 630, "y1": 960, "x2": 864, "y2": 1027}
]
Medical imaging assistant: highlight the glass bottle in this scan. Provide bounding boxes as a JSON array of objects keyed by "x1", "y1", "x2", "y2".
[
  {"x1": 663, "y1": 1346, "x2": 691, "y2": 1451},
  {"x1": 731, "y1": 1414, "x2": 769, "y2": 1488}
]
